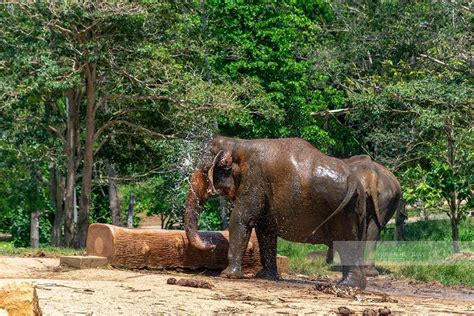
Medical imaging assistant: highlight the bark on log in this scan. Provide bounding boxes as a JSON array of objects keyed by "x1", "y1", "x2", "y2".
[
  {"x1": 86, "y1": 224, "x2": 261, "y2": 274},
  {"x1": 0, "y1": 282, "x2": 42, "y2": 316}
]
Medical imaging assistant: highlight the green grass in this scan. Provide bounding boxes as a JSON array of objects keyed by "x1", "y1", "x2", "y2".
[
  {"x1": 277, "y1": 218, "x2": 474, "y2": 287},
  {"x1": 277, "y1": 240, "x2": 336, "y2": 276},
  {"x1": 0, "y1": 241, "x2": 84, "y2": 257},
  {"x1": 381, "y1": 218, "x2": 474, "y2": 241},
  {"x1": 394, "y1": 262, "x2": 474, "y2": 287}
]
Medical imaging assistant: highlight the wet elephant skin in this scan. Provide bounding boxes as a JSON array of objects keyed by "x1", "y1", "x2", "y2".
[
  {"x1": 184, "y1": 136, "x2": 367, "y2": 288},
  {"x1": 326, "y1": 155, "x2": 402, "y2": 277}
]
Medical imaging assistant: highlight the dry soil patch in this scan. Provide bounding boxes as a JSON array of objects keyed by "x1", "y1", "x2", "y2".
[{"x1": 0, "y1": 257, "x2": 473, "y2": 315}]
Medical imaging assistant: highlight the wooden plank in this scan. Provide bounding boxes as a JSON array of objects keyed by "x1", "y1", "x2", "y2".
[{"x1": 60, "y1": 255, "x2": 109, "y2": 269}]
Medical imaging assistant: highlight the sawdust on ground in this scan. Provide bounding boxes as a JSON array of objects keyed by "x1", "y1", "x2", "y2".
[{"x1": 0, "y1": 257, "x2": 473, "y2": 315}]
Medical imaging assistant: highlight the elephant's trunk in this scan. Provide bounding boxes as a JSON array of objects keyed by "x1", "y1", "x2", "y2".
[{"x1": 184, "y1": 169, "x2": 215, "y2": 251}]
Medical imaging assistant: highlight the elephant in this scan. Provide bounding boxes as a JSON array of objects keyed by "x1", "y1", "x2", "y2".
[
  {"x1": 184, "y1": 136, "x2": 368, "y2": 288},
  {"x1": 325, "y1": 155, "x2": 402, "y2": 277}
]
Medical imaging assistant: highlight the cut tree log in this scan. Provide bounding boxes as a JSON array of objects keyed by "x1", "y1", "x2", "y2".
[
  {"x1": 0, "y1": 282, "x2": 42, "y2": 316},
  {"x1": 86, "y1": 224, "x2": 262, "y2": 274}
]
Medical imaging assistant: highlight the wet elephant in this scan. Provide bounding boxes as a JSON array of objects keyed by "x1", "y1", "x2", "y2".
[
  {"x1": 326, "y1": 155, "x2": 402, "y2": 277},
  {"x1": 184, "y1": 136, "x2": 367, "y2": 288}
]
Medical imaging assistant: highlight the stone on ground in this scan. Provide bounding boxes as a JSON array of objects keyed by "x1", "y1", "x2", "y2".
[
  {"x1": 60, "y1": 255, "x2": 109, "y2": 269},
  {"x1": 277, "y1": 255, "x2": 289, "y2": 275},
  {"x1": 0, "y1": 282, "x2": 41, "y2": 316}
]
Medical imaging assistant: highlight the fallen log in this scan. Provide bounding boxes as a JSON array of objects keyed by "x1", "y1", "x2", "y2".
[
  {"x1": 86, "y1": 224, "x2": 262, "y2": 274},
  {"x1": 0, "y1": 282, "x2": 42, "y2": 316}
]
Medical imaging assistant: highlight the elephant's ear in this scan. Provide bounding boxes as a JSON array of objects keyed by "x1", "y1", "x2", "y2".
[{"x1": 207, "y1": 150, "x2": 233, "y2": 195}]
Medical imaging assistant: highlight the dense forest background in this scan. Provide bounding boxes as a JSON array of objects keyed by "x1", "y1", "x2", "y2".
[{"x1": 0, "y1": 1, "x2": 472, "y2": 249}]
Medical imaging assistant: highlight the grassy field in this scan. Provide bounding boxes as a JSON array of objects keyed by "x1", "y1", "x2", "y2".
[
  {"x1": 277, "y1": 218, "x2": 474, "y2": 287},
  {"x1": 0, "y1": 241, "x2": 83, "y2": 257}
]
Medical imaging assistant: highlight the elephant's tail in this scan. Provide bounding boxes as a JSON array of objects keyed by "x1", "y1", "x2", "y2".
[{"x1": 307, "y1": 174, "x2": 359, "y2": 240}]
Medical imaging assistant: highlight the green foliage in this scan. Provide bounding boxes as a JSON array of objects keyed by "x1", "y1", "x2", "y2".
[
  {"x1": 198, "y1": 198, "x2": 223, "y2": 231},
  {"x1": 120, "y1": 176, "x2": 180, "y2": 228},
  {"x1": 11, "y1": 208, "x2": 52, "y2": 247},
  {"x1": 0, "y1": 1, "x2": 472, "y2": 254},
  {"x1": 204, "y1": 1, "x2": 350, "y2": 154}
]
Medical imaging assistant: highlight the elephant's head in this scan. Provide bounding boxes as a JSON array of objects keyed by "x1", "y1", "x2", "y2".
[{"x1": 184, "y1": 141, "x2": 241, "y2": 250}]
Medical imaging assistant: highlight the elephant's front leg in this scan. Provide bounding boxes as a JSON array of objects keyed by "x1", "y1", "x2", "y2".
[
  {"x1": 220, "y1": 207, "x2": 252, "y2": 279},
  {"x1": 221, "y1": 190, "x2": 263, "y2": 279}
]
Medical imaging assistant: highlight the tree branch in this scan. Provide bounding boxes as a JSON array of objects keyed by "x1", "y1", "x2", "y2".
[
  {"x1": 47, "y1": 125, "x2": 66, "y2": 143},
  {"x1": 96, "y1": 94, "x2": 178, "y2": 111},
  {"x1": 419, "y1": 54, "x2": 468, "y2": 74},
  {"x1": 94, "y1": 119, "x2": 172, "y2": 141}
]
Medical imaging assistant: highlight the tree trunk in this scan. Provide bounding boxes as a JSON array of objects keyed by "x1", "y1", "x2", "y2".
[
  {"x1": 127, "y1": 193, "x2": 135, "y2": 228},
  {"x1": 446, "y1": 120, "x2": 460, "y2": 253},
  {"x1": 86, "y1": 224, "x2": 262, "y2": 273},
  {"x1": 50, "y1": 167, "x2": 65, "y2": 247},
  {"x1": 107, "y1": 162, "x2": 122, "y2": 226},
  {"x1": 64, "y1": 89, "x2": 81, "y2": 247},
  {"x1": 451, "y1": 217, "x2": 461, "y2": 253},
  {"x1": 75, "y1": 62, "x2": 97, "y2": 248},
  {"x1": 30, "y1": 211, "x2": 40, "y2": 248}
]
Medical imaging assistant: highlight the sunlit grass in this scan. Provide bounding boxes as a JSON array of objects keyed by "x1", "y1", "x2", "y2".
[
  {"x1": 394, "y1": 261, "x2": 474, "y2": 287},
  {"x1": 0, "y1": 241, "x2": 84, "y2": 257},
  {"x1": 277, "y1": 239, "x2": 336, "y2": 276}
]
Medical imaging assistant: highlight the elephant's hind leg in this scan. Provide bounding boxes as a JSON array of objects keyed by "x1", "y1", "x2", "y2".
[
  {"x1": 333, "y1": 195, "x2": 367, "y2": 289},
  {"x1": 255, "y1": 219, "x2": 279, "y2": 280},
  {"x1": 336, "y1": 241, "x2": 367, "y2": 289},
  {"x1": 364, "y1": 218, "x2": 381, "y2": 277}
]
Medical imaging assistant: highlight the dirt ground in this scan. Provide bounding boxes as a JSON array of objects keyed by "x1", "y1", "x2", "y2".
[{"x1": 0, "y1": 257, "x2": 473, "y2": 315}]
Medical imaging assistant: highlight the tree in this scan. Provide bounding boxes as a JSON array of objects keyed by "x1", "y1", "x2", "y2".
[
  {"x1": 321, "y1": 1, "x2": 473, "y2": 252},
  {"x1": 1, "y1": 2, "x2": 277, "y2": 247},
  {"x1": 201, "y1": 1, "x2": 353, "y2": 154}
]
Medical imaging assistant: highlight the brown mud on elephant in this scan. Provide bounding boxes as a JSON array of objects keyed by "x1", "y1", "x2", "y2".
[
  {"x1": 326, "y1": 155, "x2": 402, "y2": 277},
  {"x1": 184, "y1": 136, "x2": 368, "y2": 288}
]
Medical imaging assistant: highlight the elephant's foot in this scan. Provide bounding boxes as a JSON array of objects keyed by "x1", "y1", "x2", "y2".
[
  {"x1": 364, "y1": 265, "x2": 379, "y2": 277},
  {"x1": 337, "y1": 269, "x2": 367, "y2": 289},
  {"x1": 220, "y1": 266, "x2": 244, "y2": 279},
  {"x1": 255, "y1": 268, "x2": 280, "y2": 281}
]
